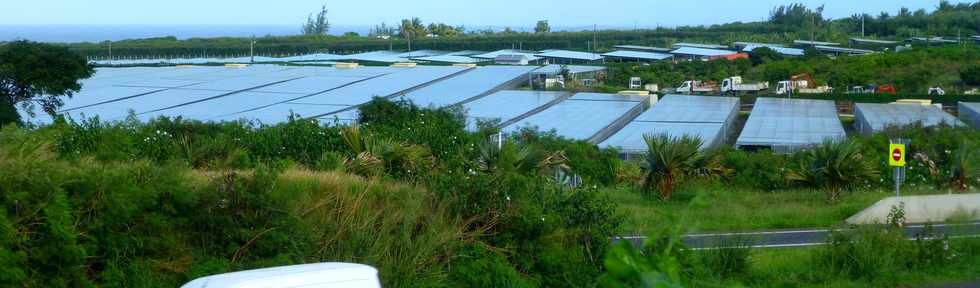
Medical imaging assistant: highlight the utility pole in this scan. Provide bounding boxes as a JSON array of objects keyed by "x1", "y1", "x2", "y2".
[
  {"x1": 108, "y1": 41, "x2": 112, "y2": 64},
  {"x1": 593, "y1": 24, "x2": 598, "y2": 54},
  {"x1": 861, "y1": 15, "x2": 865, "y2": 37},
  {"x1": 249, "y1": 35, "x2": 256, "y2": 63}
]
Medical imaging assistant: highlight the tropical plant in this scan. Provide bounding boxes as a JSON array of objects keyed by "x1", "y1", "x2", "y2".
[
  {"x1": 950, "y1": 140, "x2": 979, "y2": 192},
  {"x1": 642, "y1": 134, "x2": 703, "y2": 201},
  {"x1": 787, "y1": 139, "x2": 879, "y2": 202}
]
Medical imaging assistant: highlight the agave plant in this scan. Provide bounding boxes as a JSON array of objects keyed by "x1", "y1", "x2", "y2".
[
  {"x1": 950, "y1": 140, "x2": 979, "y2": 192},
  {"x1": 643, "y1": 134, "x2": 703, "y2": 201},
  {"x1": 787, "y1": 139, "x2": 879, "y2": 202}
]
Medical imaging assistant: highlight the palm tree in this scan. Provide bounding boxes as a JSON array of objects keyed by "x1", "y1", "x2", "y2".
[
  {"x1": 643, "y1": 134, "x2": 703, "y2": 201},
  {"x1": 950, "y1": 140, "x2": 979, "y2": 192},
  {"x1": 787, "y1": 139, "x2": 879, "y2": 202}
]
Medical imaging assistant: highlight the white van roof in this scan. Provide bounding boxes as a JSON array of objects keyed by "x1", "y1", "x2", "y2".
[{"x1": 181, "y1": 262, "x2": 381, "y2": 288}]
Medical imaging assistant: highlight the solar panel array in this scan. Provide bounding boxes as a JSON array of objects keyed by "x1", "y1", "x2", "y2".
[
  {"x1": 503, "y1": 92, "x2": 644, "y2": 142},
  {"x1": 854, "y1": 103, "x2": 964, "y2": 134},
  {"x1": 960, "y1": 102, "x2": 980, "y2": 129},
  {"x1": 736, "y1": 98, "x2": 846, "y2": 152},
  {"x1": 601, "y1": 95, "x2": 739, "y2": 153}
]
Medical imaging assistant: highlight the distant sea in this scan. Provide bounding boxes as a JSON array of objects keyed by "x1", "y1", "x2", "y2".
[
  {"x1": 0, "y1": 24, "x2": 644, "y2": 43},
  {"x1": 0, "y1": 25, "x2": 373, "y2": 43}
]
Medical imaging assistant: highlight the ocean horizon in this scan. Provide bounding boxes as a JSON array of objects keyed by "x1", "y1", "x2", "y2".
[{"x1": 0, "y1": 24, "x2": 650, "y2": 43}]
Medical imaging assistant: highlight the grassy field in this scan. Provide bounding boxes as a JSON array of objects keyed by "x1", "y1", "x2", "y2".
[
  {"x1": 722, "y1": 239, "x2": 980, "y2": 288},
  {"x1": 608, "y1": 181, "x2": 963, "y2": 235}
]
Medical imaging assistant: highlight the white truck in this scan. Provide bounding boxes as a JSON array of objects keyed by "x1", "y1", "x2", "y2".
[
  {"x1": 675, "y1": 80, "x2": 718, "y2": 94},
  {"x1": 775, "y1": 80, "x2": 833, "y2": 95},
  {"x1": 720, "y1": 76, "x2": 769, "y2": 94}
]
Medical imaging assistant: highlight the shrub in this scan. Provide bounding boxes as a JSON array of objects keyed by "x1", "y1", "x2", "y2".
[
  {"x1": 642, "y1": 134, "x2": 704, "y2": 201},
  {"x1": 719, "y1": 148, "x2": 789, "y2": 191},
  {"x1": 787, "y1": 139, "x2": 879, "y2": 202}
]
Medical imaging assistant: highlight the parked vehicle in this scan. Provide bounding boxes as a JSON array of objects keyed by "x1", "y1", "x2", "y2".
[
  {"x1": 181, "y1": 263, "x2": 382, "y2": 288},
  {"x1": 720, "y1": 76, "x2": 769, "y2": 94},
  {"x1": 675, "y1": 80, "x2": 718, "y2": 94},
  {"x1": 848, "y1": 84, "x2": 896, "y2": 94},
  {"x1": 775, "y1": 74, "x2": 833, "y2": 95},
  {"x1": 928, "y1": 86, "x2": 946, "y2": 95}
]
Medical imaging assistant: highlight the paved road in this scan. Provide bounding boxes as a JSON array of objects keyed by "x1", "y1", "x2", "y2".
[{"x1": 616, "y1": 221, "x2": 980, "y2": 249}]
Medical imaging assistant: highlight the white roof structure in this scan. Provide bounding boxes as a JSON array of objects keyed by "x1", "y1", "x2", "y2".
[
  {"x1": 181, "y1": 263, "x2": 381, "y2": 288},
  {"x1": 503, "y1": 92, "x2": 643, "y2": 142},
  {"x1": 530, "y1": 64, "x2": 606, "y2": 75},
  {"x1": 462, "y1": 90, "x2": 567, "y2": 130},
  {"x1": 602, "y1": 50, "x2": 673, "y2": 61},
  {"x1": 411, "y1": 55, "x2": 487, "y2": 64},
  {"x1": 535, "y1": 50, "x2": 604, "y2": 61},
  {"x1": 794, "y1": 40, "x2": 841, "y2": 46},
  {"x1": 471, "y1": 49, "x2": 540, "y2": 60},
  {"x1": 670, "y1": 47, "x2": 738, "y2": 57},
  {"x1": 854, "y1": 103, "x2": 965, "y2": 134},
  {"x1": 601, "y1": 95, "x2": 739, "y2": 153},
  {"x1": 343, "y1": 51, "x2": 405, "y2": 63},
  {"x1": 742, "y1": 44, "x2": 805, "y2": 56},
  {"x1": 849, "y1": 38, "x2": 899, "y2": 45},
  {"x1": 613, "y1": 45, "x2": 673, "y2": 52},
  {"x1": 673, "y1": 42, "x2": 729, "y2": 49},
  {"x1": 960, "y1": 102, "x2": 980, "y2": 129},
  {"x1": 395, "y1": 66, "x2": 537, "y2": 108},
  {"x1": 736, "y1": 98, "x2": 846, "y2": 152},
  {"x1": 814, "y1": 45, "x2": 875, "y2": 55}
]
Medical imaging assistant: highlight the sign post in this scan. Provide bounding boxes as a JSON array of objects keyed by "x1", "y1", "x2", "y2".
[{"x1": 889, "y1": 140, "x2": 908, "y2": 197}]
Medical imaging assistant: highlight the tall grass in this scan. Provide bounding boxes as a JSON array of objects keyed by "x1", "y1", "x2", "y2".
[{"x1": 0, "y1": 126, "x2": 463, "y2": 287}]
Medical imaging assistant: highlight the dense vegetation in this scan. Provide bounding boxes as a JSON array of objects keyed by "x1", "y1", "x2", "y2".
[
  {"x1": 2, "y1": 96, "x2": 979, "y2": 286},
  {"x1": 606, "y1": 44, "x2": 980, "y2": 94}
]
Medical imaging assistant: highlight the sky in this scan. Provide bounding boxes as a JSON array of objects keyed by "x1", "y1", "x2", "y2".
[{"x1": 2, "y1": 0, "x2": 975, "y2": 28}]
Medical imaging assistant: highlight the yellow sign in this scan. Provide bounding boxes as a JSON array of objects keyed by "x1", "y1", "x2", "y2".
[{"x1": 889, "y1": 144, "x2": 906, "y2": 167}]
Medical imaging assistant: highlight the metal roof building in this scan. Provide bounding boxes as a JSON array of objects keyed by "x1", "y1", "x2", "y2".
[
  {"x1": 849, "y1": 38, "x2": 899, "y2": 46},
  {"x1": 411, "y1": 55, "x2": 488, "y2": 64},
  {"x1": 736, "y1": 98, "x2": 846, "y2": 152},
  {"x1": 530, "y1": 64, "x2": 607, "y2": 76},
  {"x1": 613, "y1": 45, "x2": 673, "y2": 52},
  {"x1": 670, "y1": 47, "x2": 738, "y2": 59},
  {"x1": 854, "y1": 103, "x2": 965, "y2": 135},
  {"x1": 535, "y1": 50, "x2": 604, "y2": 64},
  {"x1": 673, "y1": 42, "x2": 729, "y2": 49},
  {"x1": 462, "y1": 90, "x2": 568, "y2": 130},
  {"x1": 395, "y1": 66, "x2": 538, "y2": 108},
  {"x1": 814, "y1": 45, "x2": 875, "y2": 56},
  {"x1": 471, "y1": 49, "x2": 541, "y2": 60},
  {"x1": 601, "y1": 95, "x2": 740, "y2": 154},
  {"x1": 503, "y1": 92, "x2": 644, "y2": 143},
  {"x1": 960, "y1": 102, "x2": 980, "y2": 129},
  {"x1": 741, "y1": 44, "x2": 804, "y2": 56},
  {"x1": 602, "y1": 50, "x2": 673, "y2": 61},
  {"x1": 793, "y1": 40, "x2": 841, "y2": 46}
]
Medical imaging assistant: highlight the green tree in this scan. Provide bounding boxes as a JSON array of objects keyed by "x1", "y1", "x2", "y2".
[
  {"x1": 301, "y1": 5, "x2": 330, "y2": 35},
  {"x1": 961, "y1": 65, "x2": 980, "y2": 86},
  {"x1": 748, "y1": 47, "x2": 783, "y2": 65},
  {"x1": 0, "y1": 40, "x2": 94, "y2": 127},
  {"x1": 643, "y1": 134, "x2": 703, "y2": 201},
  {"x1": 399, "y1": 18, "x2": 427, "y2": 39},
  {"x1": 535, "y1": 20, "x2": 551, "y2": 33}
]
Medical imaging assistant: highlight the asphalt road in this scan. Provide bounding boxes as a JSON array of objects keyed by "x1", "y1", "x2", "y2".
[{"x1": 616, "y1": 221, "x2": 980, "y2": 249}]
